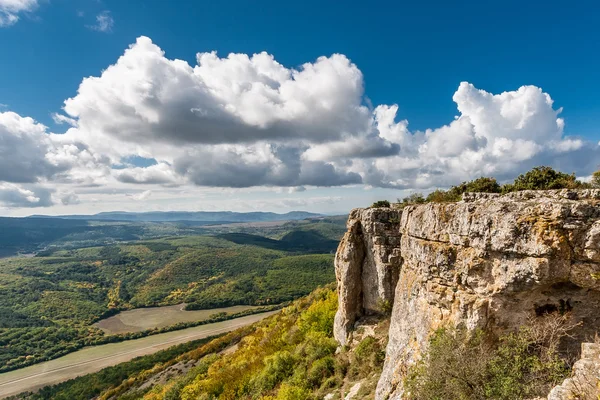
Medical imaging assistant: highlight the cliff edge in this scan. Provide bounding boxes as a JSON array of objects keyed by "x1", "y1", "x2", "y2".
[{"x1": 333, "y1": 189, "x2": 600, "y2": 399}]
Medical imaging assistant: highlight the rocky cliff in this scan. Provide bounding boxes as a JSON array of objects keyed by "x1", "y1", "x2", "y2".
[
  {"x1": 333, "y1": 189, "x2": 600, "y2": 399},
  {"x1": 548, "y1": 341, "x2": 600, "y2": 400}
]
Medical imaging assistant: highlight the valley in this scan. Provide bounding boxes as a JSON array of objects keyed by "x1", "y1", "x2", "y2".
[
  {"x1": 0, "y1": 311, "x2": 277, "y2": 399},
  {"x1": 0, "y1": 216, "x2": 344, "y2": 373}
]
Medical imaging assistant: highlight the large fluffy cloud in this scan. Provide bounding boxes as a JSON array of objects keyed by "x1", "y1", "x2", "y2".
[
  {"x1": 62, "y1": 36, "x2": 371, "y2": 146},
  {"x1": 0, "y1": 112, "x2": 68, "y2": 183},
  {"x1": 358, "y1": 82, "x2": 595, "y2": 189},
  {"x1": 1, "y1": 36, "x2": 598, "y2": 209},
  {"x1": 173, "y1": 144, "x2": 361, "y2": 188}
]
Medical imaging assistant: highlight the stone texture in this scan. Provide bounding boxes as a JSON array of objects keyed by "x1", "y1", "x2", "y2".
[
  {"x1": 332, "y1": 190, "x2": 600, "y2": 400},
  {"x1": 344, "y1": 382, "x2": 362, "y2": 400},
  {"x1": 547, "y1": 342, "x2": 600, "y2": 399},
  {"x1": 333, "y1": 216, "x2": 365, "y2": 347},
  {"x1": 333, "y1": 207, "x2": 402, "y2": 347}
]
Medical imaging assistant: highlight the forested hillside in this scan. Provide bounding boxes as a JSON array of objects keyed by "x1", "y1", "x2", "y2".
[{"x1": 0, "y1": 218, "x2": 345, "y2": 372}]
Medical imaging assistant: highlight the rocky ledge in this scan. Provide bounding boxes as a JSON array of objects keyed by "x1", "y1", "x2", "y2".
[{"x1": 333, "y1": 189, "x2": 600, "y2": 399}]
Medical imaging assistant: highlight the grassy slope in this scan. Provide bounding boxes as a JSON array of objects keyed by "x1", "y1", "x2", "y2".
[{"x1": 19, "y1": 286, "x2": 389, "y2": 400}]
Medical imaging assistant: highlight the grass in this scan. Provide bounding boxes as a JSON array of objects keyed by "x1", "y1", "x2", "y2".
[{"x1": 94, "y1": 304, "x2": 261, "y2": 334}]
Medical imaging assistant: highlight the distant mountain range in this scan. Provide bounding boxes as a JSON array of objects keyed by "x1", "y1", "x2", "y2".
[{"x1": 28, "y1": 211, "x2": 321, "y2": 223}]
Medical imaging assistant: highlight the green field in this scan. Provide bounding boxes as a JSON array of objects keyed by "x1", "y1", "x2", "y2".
[
  {"x1": 0, "y1": 312, "x2": 276, "y2": 399},
  {"x1": 0, "y1": 217, "x2": 344, "y2": 372},
  {"x1": 94, "y1": 304, "x2": 259, "y2": 334},
  {"x1": 16, "y1": 286, "x2": 389, "y2": 400}
]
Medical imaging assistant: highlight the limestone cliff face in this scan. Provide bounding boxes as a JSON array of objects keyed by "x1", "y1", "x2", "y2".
[
  {"x1": 333, "y1": 207, "x2": 402, "y2": 346},
  {"x1": 333, "y1": 190, "x2": 600, "y2": 400}
]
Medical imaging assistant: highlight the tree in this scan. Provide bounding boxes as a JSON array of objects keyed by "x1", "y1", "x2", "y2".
[
  {"x1": 465, "y1": 177, "x2": 501, "y2": 193},
  {"x1": 371, "y1": 200, "x2": 391, "y2": 208},
  {"x1": 511, "y1": 166, "x2": 583, "y2": 191},
  {"x1": 398, "y1": 193, "x2": 426, "y2": 207},
  {"x1": 591, "y1": 170, "x2": 600, "y2": 188}
]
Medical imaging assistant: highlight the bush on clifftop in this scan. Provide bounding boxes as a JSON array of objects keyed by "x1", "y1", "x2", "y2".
[
  {"x1": 397, "y1": 166, "x2": 591, "y2": 208},
  {"x1": 371, "y1": 200, "x2": 391, "y2": 208}
]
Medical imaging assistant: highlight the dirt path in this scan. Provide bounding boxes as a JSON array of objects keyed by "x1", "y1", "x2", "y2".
[{"x1": 0, "y1": 311, "x2": 277, "y2": 399}]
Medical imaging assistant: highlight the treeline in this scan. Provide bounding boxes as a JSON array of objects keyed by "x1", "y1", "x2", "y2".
[{"x1": 388, "y1": 166, "x2": 600, "y2": 207}]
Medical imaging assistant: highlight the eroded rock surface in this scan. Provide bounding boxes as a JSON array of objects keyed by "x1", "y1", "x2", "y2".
[
  {"x1": 547, "y1": 342, "x2": 600, "y2": 400},
  {"x1": 333, "y1": 190, "x2": 600, "y2": 399},
  {"x1": 333, "y1": 207, "x2": 402, "y2": 346}
]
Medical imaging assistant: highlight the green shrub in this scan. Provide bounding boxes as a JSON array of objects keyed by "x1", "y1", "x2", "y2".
[
  {"x1": 425, "y1": 177, "x2": 500, "y2": 203},
  {"x1": 592, "y1": 170, "x2": 600, "y2": 188},
  {"x1": 465, "y1": 177, "x2": 502, "y2": 193},
  {"x1": 510, "y1": 166, "x2": 585, "y2": 191},
  {"x1": 425, "y1": 189, "x2": 461, "y2": 203},
  {"x1": 276, "y1": 383, "x2": 313, "y2": 400},
  {"x1": 297, "y1": 290, "x2": 337, "y2": 336},
  {"x1": 399, "y1": 167, "x2": 596, "y2": 209},
  {"x1": 377, "y1": 299, "x2": 393, "y2": 316},
  {"x1": 371, "y1": 200, "x2": 391, "y2": 208},
  {"x1": 354, "y1": 336, "x2": 384, "y2": 365},
  {"x1": 348, "y1": 336, "x2": 385, "y2": 379},
  {"x1": 399, "y1": 167, "x2": 593, "y2": 208},
  {"x1": 398, "y1": 193, "x2": 426, "y2": 207},
  {"x1": 307, "y1": 356, "x2": 336, "y2": 387},
  {"x1": 296, "y1": 331, "x2": 338, "y2": 364},
  {"x1": 254, "y1": 350, "x2": 298, "y2": 391},
  {"x1": 405, "y1": 314, "x2": 576, "y2": 400}
]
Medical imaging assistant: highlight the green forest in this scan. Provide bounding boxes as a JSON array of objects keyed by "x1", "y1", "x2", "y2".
[{"x1": 0, "y1": 217, "x2": 345, "y2": 372}]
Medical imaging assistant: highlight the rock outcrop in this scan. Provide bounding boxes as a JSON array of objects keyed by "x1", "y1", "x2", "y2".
[
  {"x1": 548, "y1": 341, "x2": 600, "y2": 400},
  {"x1": 333, "y1": 190, "x2": 600, "y2": 399},
  {"x1": 334, "y1": 207, "x2": 402, "y2": 346}
]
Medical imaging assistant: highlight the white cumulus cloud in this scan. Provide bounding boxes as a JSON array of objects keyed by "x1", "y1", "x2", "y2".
[
  {"x1": 0, "y1": 112, "x2": 70, "y2": 183},
  {"x1": 62, "y1": 36, "x2": 371, "y2": 147},
  {"x1": 355, "y1": 81, "x2": 594, "y2": 189},
  {"x1": 0, "y1": 183, "x2": 53, "y2": 208},
  {"x1": 0, "y1": 36, "x2": 598, "y2": 210}
]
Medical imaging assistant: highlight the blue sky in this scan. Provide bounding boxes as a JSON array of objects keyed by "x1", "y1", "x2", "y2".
[
  {"x1": 3, "y1": 0, "x2": 599, "y2": 137},
  {"x1": 0, "y1": 0, "x2": 599, "y2": 215}
]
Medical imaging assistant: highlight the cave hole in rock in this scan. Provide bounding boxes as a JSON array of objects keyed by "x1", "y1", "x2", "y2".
[{"x1": 534, "y1": 299, "x2": 573, "y2": 316}]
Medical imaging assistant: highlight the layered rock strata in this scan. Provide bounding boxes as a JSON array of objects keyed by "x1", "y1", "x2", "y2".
[{"x1": 333, "y1": 190, "x2": 600, "y2": 399}]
